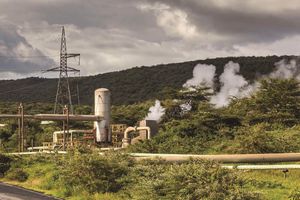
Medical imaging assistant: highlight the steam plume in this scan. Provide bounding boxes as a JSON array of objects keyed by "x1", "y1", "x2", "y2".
[
  {"x1": 182, "y1": 59, "x2": 300, "y2": 109},
  {"x1": 145, "y1": 100, "x2": 165, "y2": 122},
  {"x1": 210, "y1": 61, "x2": 254, "y2": 108},
  {"x1": 270, "y1": 59, "x2": 299, "y2": 79},
  {"x1": 183, "y1": 64, "x2": 216, "y2": 88}
]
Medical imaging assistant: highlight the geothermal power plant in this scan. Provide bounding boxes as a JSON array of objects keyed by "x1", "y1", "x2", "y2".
[
  {"x1": 0, "y1": 88, "x2": 159, "y2": 152},
  {"x1": 1, "y1": 27, "x2": 300, "y2": 170}
]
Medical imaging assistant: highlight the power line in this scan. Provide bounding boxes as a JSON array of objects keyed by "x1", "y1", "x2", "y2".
[{"x1": 44, "y1": 26, "x2": 80, "y2": 114}]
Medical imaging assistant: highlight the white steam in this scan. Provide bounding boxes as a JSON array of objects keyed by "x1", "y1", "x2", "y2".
[
  {"x1": 180, "y1": 101, "x2": 192, "y2": 113},
  {"x1": 270, "y1": 59, "x2": 299, "y2": 79},
  {"x1": 183, "y1": 64, "x2": 216, "y2": 88},
  {"x1": 145, "y1": 100, "x2": 165, "y2": 122},
  {"x1": 181, "y1": 59, "x2": 300, "y2": 109},
  {"x1": 210, "y1": 61, "x2": 255, "y2": 108}
]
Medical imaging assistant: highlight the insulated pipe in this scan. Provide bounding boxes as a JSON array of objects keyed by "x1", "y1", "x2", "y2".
[
  {"x1": 130, "y1": 153, "x2": 300, "y2": 163},
  {"x1": 122, "y1": 126, "x2": 136, "y2": 148},
  {"x1": 136, "y1": 127, "x2": 151, "y2": 139},
  {"x1": 33, "y1": 114, "x2": 102, "y2": 121},
  {"x1": 222, "y1": 164, "x2": 300, "y2": 170},
  {"x1": 123, "y1": 126, "x2": 151, "y2": 139},
  {"x1": 122, "y1": 126, "x2": 151, "y2": 148},
  {"x1": 124, "y1": 126, "x2": 137, "y2": 139},
  {"x1": 0, "y1": 114, "x2": 102, "y2": 121}
]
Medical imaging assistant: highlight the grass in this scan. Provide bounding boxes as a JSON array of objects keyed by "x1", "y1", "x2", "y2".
[
  {"x1": 2, "y1": 154, "x2": 300, "y2": 199},
  {"x1": 0, "y1": 156, "x2": 123, "y2": 200},
  {"x1": 242, "y1": 169, "x2": 300, "y2": 199},
  {"x1": 1, "y1": 161, "x2": 63, "y2": 198}
]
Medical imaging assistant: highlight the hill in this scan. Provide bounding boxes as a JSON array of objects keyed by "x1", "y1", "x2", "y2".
[{"x1": 0, "y1": 55, "x2": 295, "y2": 105}]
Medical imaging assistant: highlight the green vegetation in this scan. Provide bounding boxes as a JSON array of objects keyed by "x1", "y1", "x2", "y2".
[
  {"x1": 0, "y1": 152, "x2": 261, "y2": 200},
  {"x1": 1, "y1": 57, "x2": 300, "y2": 199},
  {"x1": 129, "y1": 78, "x2": 300, "y2": 154},
  {"x1": 0, "y1": 55, "x2": 294, "y2": 105},
  {"x1": 1, "y1": 152, "x2": 300, "y2": 200}
]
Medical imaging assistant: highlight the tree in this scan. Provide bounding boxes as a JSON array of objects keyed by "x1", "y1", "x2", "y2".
[{"x1": 228, "y1": 78, "x2": 300, "y2": 126}]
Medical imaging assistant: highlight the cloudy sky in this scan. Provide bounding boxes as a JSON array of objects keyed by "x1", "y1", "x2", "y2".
[{"x1": 0, "y1": 0, "x2": 300, "y2": 79}]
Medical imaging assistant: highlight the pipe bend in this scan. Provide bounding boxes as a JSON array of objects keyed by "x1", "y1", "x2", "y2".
[
  {"x1": 124, "y1": 126, "x2": 151, "y2": 140},
  {"x1": 136, "y1": 126, "x2": 151, "y2": 139},
  {"x1": 124, "y1": 126, "x2": 137, "y2": 139}
]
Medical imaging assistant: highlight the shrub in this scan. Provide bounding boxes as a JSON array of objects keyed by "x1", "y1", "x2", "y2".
[
  {"x1": 234, "y1": 123, "x2": 300, "y2": 153},
  {"x1": 0, "y1": 154, "x2": 12, "y2": 176},
  {"x1": 6, "y1": 168, "x2": 28, "y2": 182},
  {"x1": 125, "y1": 159, "x2": 261, "y2": 200},
  {"x1": 56, "y1": 151, "x2": 133, "y2": 196}
]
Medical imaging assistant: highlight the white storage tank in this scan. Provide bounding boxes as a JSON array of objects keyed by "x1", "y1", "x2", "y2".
[{"x1": 94, "y1": 88, "x2": 111, "y2": 143}]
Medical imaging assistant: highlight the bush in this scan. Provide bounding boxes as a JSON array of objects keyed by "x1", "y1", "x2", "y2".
[
  {"x1": 125, "y1": 159, "x2": 261, "y2": 200},
  {"x1": 56, "y1": 151, "x2": 133, "y2": 196},
  {"x1": 0, "y1": 154, "x2": 12, "y2": 176},
  {"x1": 234, "y1": 123, "x2": 300, "y2": 153},
  {"x1": 6, "y1": 168, "x2": 28, "y2": 182}
]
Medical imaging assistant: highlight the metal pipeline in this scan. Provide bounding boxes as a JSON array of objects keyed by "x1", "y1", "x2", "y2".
[
  {"x1": 123, "y1": 126, "x2": 151, "y2": 139},
  {"x1": 0, "y1": 114, "x2": 102, "y2": 121},
  {"x1": 122, "y1": 126, "x2": 151, "y2": 148},
  {"x1": 130, "y1": 153, "x2": 300, "y2": 163},
  {"x1": 124, "y1": 126, "x2": 137, "y2": 139},
  {"x1": 9, "y1": 152, "x2": 300, "y2": 164},
  {"x1": 222, "y1": 164, "x2": 300, "y2": 170},
  {"x1": 137, "y1": 127, "x2": 151, "y2": 139}
]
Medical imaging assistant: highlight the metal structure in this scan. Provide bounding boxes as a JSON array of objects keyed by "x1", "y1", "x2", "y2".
[
  {"x1": 0, "y1": 114, "x2": 102, "y2": 121},
  {"x1": 94, "y1": 88, "x2": 111, "y2": 143},
  {"x1": 0, "y1": 88, "x2": 110, "y2": 151},
  {"x1": 18, "y1": 103, "x2": 24, "y2": 152},
  {"x1": 111, "y1": 124, "x2": 127, "y2": 145},
  {"x1": 44, "y1": 26, "x2": 80, "y2": 114}
]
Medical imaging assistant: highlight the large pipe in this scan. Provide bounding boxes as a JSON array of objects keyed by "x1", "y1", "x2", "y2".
[
  {"x1": 94, "y1": 88, "x2": 111, "y2": 143},
  {"x1": 222, "y1": 164, "x2": 300, "y2": 170},
  {"x1": 122, "y1": 126, "x2": 151, "y2": 148},
  {"x1": 137, "y1": 127, "x2": 151, "y2": 139},
  {"x1": 0, "y1": 114, "x2": 102, "y2": 121},
  {"x1": 7, "y1": 151, "x2": 300, "y2": 164},
  {"x1": 122, "y1": 127, "x2": 136, "y2": 148},
  {"x1": 124, "y1": 126, "x2": 137, "y2": 139},
  {"x1": 34, "y1": 114, "x2": 102, "y2": 121},
  {"x1": 130, "y1": 153, "x2": 300, "y2": 163}
]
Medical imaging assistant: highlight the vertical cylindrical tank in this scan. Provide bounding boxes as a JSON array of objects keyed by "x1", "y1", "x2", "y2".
[{"x1": 94, "y1": 88, "x2": 111, "y2": 143}]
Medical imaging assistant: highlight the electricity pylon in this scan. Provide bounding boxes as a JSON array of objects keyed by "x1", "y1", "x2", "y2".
[{"x1": 44, "y1": 26, "x2": 80, "y2": 114}]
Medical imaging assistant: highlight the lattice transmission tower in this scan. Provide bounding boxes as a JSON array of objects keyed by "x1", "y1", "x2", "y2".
[{"x1": 44, "y1": 26, "x2": 80, "y2": 114}]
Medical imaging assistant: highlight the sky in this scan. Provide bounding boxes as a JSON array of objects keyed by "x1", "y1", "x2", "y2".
[{"x1": 0, "y1": 0, "x2": 300, "y2": 79}]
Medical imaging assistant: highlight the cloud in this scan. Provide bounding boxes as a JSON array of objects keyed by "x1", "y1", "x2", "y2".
[
  {"x1": 0, "y1": 19, "x2": 55, "y2": 74},
  {"x1": 148, "y1": 0, "x2": 300, "y2": 44},
  {"x1": 138, "y1": 2, "x2": 199, "y2": 40}
]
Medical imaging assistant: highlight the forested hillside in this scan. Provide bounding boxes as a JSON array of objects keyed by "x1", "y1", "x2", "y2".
[{"x1": 0, "y1": 55, "x2": 295, "y2": 105}]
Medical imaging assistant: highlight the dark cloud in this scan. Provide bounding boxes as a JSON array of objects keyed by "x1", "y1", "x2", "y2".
[
  {"x1": 147, "y1": 0, "x2": 300, "y2": 44},
  {"x1": 0, "y1": 23, "x2": 55, "y2": 73},
  {"x1": 0, "y1": 0, "x2": 168, "y2": 43}
]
